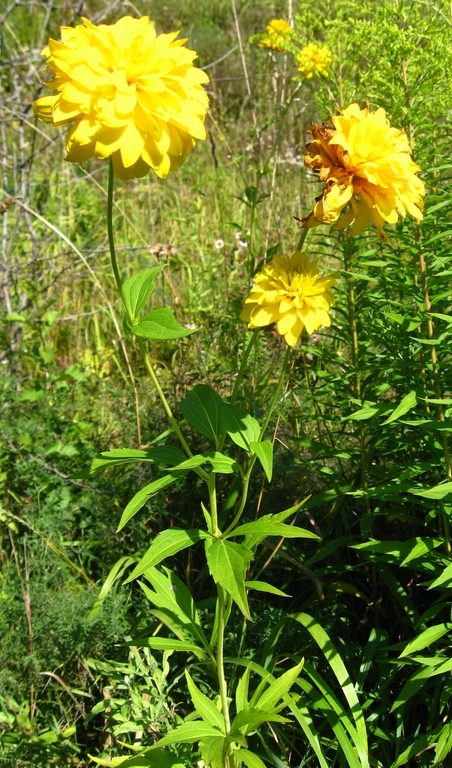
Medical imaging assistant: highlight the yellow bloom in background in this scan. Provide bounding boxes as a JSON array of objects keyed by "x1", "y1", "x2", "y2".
[
  {"x1": 296, "y1": 43, "x2": 331, "y2": 79},
  {"x1": 240, "y1": 251, "x2": 336, "y2": 346},
  {"x1": 33, "y1": 16, "x2": 209, "y2": 180},
  {"x1": 258, "y1": 19, "x2": 293, "y2": 52},
  {"x1": 302, "y1": 103, "x2": 425, "y2": 238}
]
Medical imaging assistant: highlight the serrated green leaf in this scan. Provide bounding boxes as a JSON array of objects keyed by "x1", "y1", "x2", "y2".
[
  {"x1": 249, "y1": 440, "x2": 273, "y2": 481},
  {"x1": 222, "y1": 403, "x2": 261, "y2": 450},
  {"x1": 131, "y1": 308, "x2": 195, "y2": 340},
  {"x1": 231, "y1": 514, "x2": 319, "y2": 541},
  {"x1": 90, "y1": 446, "x2": 186, "y2": 475},
  {"x1": 122, "y1": 266, "x2": 164, "y2": 322},
  {"x1": 179, "y1": 385, "x2": 224, "y2": 443},
  {"x1": 117, "y1": 474, "x2": 181, "y2": 531},
  {"x1": 185, "y1": 671, "x2": 226, "y2": 732},
  {"x1": 245, "y1": 580, "x2": 291, "y2": 598},
  {"x1": 206, "y1": 540, "x2": 253, "y2": 619},
  {"x1": 168, "y1": 451, "x2": 241, "y2": 475},
  {"x1": 234, "y1": 749, "x2": 267, "y2": 768},
  {"x1": 382, "y1": 391, "x2": 417, "y2": 425},
  {"x1": 126, "y1": 528, "x2": 210, "y2": 581}
]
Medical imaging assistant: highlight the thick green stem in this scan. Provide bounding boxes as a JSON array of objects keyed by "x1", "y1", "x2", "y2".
[
  {"x1": 216, "y1": 585, "x2": 231, "y2": 736},
  {"x1": 296, "y1": 226, "x2": 309, "y2": 252},
  {"x1": 107, "y1": 160, "x2": 126, "y2": 305}
]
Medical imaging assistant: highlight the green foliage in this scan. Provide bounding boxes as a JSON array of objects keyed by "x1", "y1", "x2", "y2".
[{"x1": 3, "y1": 0, "x2": 452, "y2": 766}]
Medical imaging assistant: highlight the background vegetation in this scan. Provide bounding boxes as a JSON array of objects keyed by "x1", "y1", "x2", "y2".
[{"x1": 1, "y1": 0, "x2": 452, "y2": 765}]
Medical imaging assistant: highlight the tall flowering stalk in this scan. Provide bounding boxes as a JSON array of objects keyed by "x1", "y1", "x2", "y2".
[{"x1": 33, "y1": 15, "x2": 322, "y2": 768}]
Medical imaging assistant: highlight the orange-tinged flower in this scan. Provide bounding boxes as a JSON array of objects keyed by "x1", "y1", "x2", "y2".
[
  {"x1": 302, "y1": 103, "x2": 425, "y2": 238},
  {"x1": 240, "y1": 251, "x2": 336, "y2": 346},
  {"x1": 258, "y1": 19, "x2": 293, "y2": 52},
  {"x1": 296, "y1": 43, "x2": 331, "y2": 79},
  {"x1": 33, "y1": 16, "x2": 209, "y2": 180}
]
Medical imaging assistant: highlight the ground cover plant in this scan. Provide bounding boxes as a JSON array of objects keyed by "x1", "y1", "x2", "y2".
[{"x1": 1, "y1": 0, "x2": 452, "y2": 766}]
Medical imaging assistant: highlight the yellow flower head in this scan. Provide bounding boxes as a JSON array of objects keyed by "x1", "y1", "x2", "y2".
[
  {"x1": 258, "y1": 19, "x2": 293, "y2": 52},
  {"x1": 33, "y1": 16, "x2": 209, "y2": 180},
  {"x1": 302, "y1": 103, "x2": 425, "y2": 238},
  {"x1": 297, "y1": 43, "x2": 331, "y2": 79},
  {"x1": 240, "y1": 251, "x2": 336, "y2": 346}
]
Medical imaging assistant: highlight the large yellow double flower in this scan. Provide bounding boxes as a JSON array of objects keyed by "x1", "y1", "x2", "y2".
[
  {"x1": 302, "y1": 103, "x2": 425, "y2": 238},
  {"x1": 33, "y1": 16, "x2": 209, "y2": 179},
  {"x1": 240, "y1": 252, "x2": 337, "y2": 347}
]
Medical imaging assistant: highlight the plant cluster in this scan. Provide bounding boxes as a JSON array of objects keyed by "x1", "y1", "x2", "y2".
[{"x1": 1, "y1": 0, "x2": 452, "y2": 767}]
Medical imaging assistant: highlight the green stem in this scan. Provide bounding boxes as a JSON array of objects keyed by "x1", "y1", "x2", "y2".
[
  {"x1": 296, "y1": 226, "x2": 309, "y2": 252},
  {"x1": 230, "y1": 329, "x2": 259, "y2": 406},
  {"x1": 224, "y1": 346, "x2": 291, "y2": 536},
  {"x1": 107, "y1": 159, "x2": 125, "y2": 305},
  {"x1": 217, "y1": 585, "x2": 231, "y2": 735},
  {"x1": 208, "y1": 472, "x2": 219, "y2": 537},
  {"x1": 106, "y1": 160, "x2": 209, "y2": 481}
]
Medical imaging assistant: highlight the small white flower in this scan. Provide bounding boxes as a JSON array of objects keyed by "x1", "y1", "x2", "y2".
[{"x1": 214, "y1": 239, "x2": 225, "y2": 250}]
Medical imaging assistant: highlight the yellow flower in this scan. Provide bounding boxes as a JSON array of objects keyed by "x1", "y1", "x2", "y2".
[
  {"x1": 258, "y1": 19, "x2": 293, "y2": 52},
  {"x1": 240, "y1": 251, "x2": 336, "y2": 346},
  {"x1": 302, "y1": 103, "x2": 425, "y2": 238},
  {"x1": 33, "y1": 16, "x2": 209, "y2": 180},
  {"x1": 297, "y1": 43, "x2": 331, "y2": 79}
]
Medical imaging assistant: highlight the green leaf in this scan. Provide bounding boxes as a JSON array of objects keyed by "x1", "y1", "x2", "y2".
[
  {"x1": 400, "y1": 537, "x2": 443, "y2": 566},
  {"x1": 90, "y1": 446, "x2": 186, "y2": 475},
  {"x1": 252, "y1": 659, "x2": 304, "y2": 712},
  {"x1": 231, "y1": 514, "x2": 319, "y2": 541},
  {"x1": 131, "y1": 308, "x2": 195, "y2": 340},
  {"x1": 117, "y1": 474, "x2": 181, "y2": 531},
  {"x1": 408, "y1": 481, "x2": 452, "y2": 499},
  {"x1": 90, "y1": 748, "x2": 185, "y2": 766},
  {"x1": 245, "y1": 580, "x2": 291, "y2": 598},
  {"x1": 428, "y1": 562, "x2": 452, "y2": 589},
  {"x1": 292, "y1": 613, "x2": 368, "y2": 758},
  {"x1": 222, "y1": 403, "x2": 261, "y2": 450},
  {"x1": 234, "y1": 749, "x2": 267, "y2": 768},
  {"x1": 122, "y1": 266, "x2": 164, "y2": 322},
  {"x1": 140, "y1": 637, "x2": 204, "y2": 653},
  {"x1": 179, "y1": 385, "x2": 224, "y2": 443},
  {"x1": 381, "y1": 391, "x2": 417, "y2": 424},
  {"x1": 148, "y1": 721, "x2": 222, "y2": 749},
  {"x1": 185, "y1": 671, "x2": 225, "y2": 732},
  {"x1": 434, "y1": 721, "x2": 452, "y2": 765},
  {"x1": 126, "y1": 529, "x2": 210, "y2": 581},
  {"x1": 235, "y1": 665, "x2": 251, "y2": 714},
  {"x1": 206, "y1": 540, "x2": 253, "y2": 619},
  {"x1": 231, "y1": 709, "x2": 290, "y2": 735},
  {"x1": 399, "y1": 623, "x2": 452, "y2": 658},
  {"x1": 168, "y1": 451, "x2": 241, "y2": 475},
  {"x1": 249, "y1": 440, "x2": 273, "y2": 481},
  {"x1": 344, "y1": 403, "x2": 383, "y2": 421}
]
